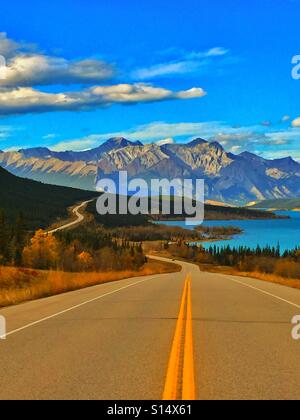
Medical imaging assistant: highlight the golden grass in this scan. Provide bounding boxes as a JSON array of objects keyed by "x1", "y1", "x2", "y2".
[
  {"x1": 197, "y1": 263, "x2": 300, "y2": 290},
  {"x1": 0, "y1": 259, "x2": 181, "y2": 308}
]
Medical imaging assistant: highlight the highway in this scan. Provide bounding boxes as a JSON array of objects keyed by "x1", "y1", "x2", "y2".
[
  {"x1": 47, "y1": 200, "x2": 94, "y2": 234},
  {"x1": 0, "y1": 257, "x2": 300, "y2": 400}
]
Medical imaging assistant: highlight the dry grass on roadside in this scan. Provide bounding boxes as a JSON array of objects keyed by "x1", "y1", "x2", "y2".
[
  {"x1": 0, "y1": 259, "x2": 181, "y2": 308},
  {"x1": 236, "y1": 271, "x2": 300, "y2": 290},
  {"x1": 198, "y1": 263, "x2": 300, "y2": 290}
]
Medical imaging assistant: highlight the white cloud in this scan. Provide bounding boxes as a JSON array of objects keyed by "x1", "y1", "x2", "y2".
[
  {"x1": 0, "y1": 54, "x2": 115, "y2": 87},
  {"x1": 0, "y1": 33, "x2": 207, "y2": 117},
  {"x1": 102, "y1": 121, "x2": 222, "y2": 142},
  {"x1": 43, "y1": 133, "x2": 58, "y2": 140},
  {"x1": 90, "y1": 84, "x2": 205, "y2": 103},
  {"x1": 175, "y1": 87, "x2": 207, "y2": 99},
  {"x1": 0, "y1": 84, "x2": 206, "y2": 116},
  {"x1": 132, "y1": 47, "x2": 230, "y2": 80},
  {"x1": 292, "y1": 117, "x2": 300, "y2": 127},
  {"x1": 205, "y1": 47, "x2": 229, "y2": 57},
  {"x1": 51, "y1": 138, "x2": 97, "y2": 152},
  {"x1": 50, "y1": 121, "x2": 300, "y2": 161},
  {"x1": 50, "y1": 121, "x2": 231, "y2": 151},
  {"x1": 230, "y1": 145, "x2": 242, "y2": 153},
  {"x1": 156, "y1": 138, "x2": 175, "y2": 146},
  {"x1": 262, "y1": 150, "x2": 300, "y2": 160},
  {"x1": 0, "y1": 33, "x2": 115, "y2": 87},
  {"x1": 0, "y1": 125, "x2": 16, "y2": 141},
  {"x1": 0, "y1": 32, "x2": 25, "y2": 57},
  {"x1": 50, "y1": 121, "x2": 221, "y2": 150},
  {"x1": 133, "y1": 61, "x2": 196, "y2": 80}
]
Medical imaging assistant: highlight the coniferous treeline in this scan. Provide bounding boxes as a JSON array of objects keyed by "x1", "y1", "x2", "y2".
[
  {"x1": 53, "y1": 225, "x2": 145, "y2": 272},
  {"x1": 21, "y1": 228, "x2": 145, "y2": 272},
  {"x1": 206, "y1": 244, "x2": 282, "y2": 265},
  {"x1": 167, "y1": 242, "x2": 300, "y2": 280},
  {"x1": 205, "y1": 244, "x2": 300, "y2": 278},
  {"x1": 0, "y1": 212, "x2": 146, "y2": 272},
  {"x1": 0, "y1": 210, "x2": 27, "y2": 266}
]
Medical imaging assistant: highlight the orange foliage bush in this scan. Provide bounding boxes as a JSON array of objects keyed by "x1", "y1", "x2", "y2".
[
  {"x1": 77, "y1": 251, "x2": 93, "y2": 269},
  {"x1": 274, "y1": 260, "x2": 300, "y2": 279},
  {"x1": 22, "y1": 230, "x2": 60, "y2": 269}
]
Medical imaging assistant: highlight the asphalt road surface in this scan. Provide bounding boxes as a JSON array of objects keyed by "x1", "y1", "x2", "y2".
[{"x1": 0, "y1": 257, "x2": 300, "y2": 400}]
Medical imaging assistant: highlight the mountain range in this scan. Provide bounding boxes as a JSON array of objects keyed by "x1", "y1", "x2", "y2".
[{"x1": 1, "y1": 137, "x2": 300, "y2": 205}]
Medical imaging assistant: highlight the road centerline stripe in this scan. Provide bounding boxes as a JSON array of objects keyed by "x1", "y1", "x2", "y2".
[
  {"x1": 163, "y1": 274, "x2": 196, "y2": 401},
  {"x1": 182, "y1": 275, "x2": 196, "y2": 400},
  {"x1": 163, "y1": 277, "x2": 188, "y2": 400}
]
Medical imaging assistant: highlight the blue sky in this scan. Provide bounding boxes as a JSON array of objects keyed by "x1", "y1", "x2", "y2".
[{"x1": 0, "y1": 0, "x2": 300, "y2": 159}]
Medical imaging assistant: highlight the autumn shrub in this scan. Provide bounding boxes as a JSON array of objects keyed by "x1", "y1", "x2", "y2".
[
  {"x1": 22, "y1": 230, "x2": 60, "y2": 269},
  {"x1": 275, "y1": 260, "x2": 300, "y2": 279},
  {"x1": 20, "y1": 226, "x2": 146, "y2": 273},
  {"x1": 238, "y1": 257, "x2": 276, "y2": 274}
]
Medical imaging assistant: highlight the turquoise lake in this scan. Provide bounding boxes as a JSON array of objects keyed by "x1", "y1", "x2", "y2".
[{"x1": 159, "y1": 211, "x2": 300, "y2": 252}]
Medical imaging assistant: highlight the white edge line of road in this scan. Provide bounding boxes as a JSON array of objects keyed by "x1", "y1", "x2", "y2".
[
  {"x1": 5, "y1": 275, "x2": 157, "y2": 338},
  {"x1": 7, "y1": 259, "x2": 300, "y2": 339},
  {"x1": 219, "y1": 274, "x2": 300, "y2": 310}
]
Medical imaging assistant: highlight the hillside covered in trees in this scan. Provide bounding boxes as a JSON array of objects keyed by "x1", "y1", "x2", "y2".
[
  {"x1": 86, "y1": 196, "x2": 283, "y2": 228},
  {"x1": 155, "y1": 202, "x2": 287, "y2": 221},
  {"x1": 0, "y1": 166, "x2": 96, "y2": 229}
]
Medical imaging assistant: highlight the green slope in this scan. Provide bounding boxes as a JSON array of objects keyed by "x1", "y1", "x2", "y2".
[{"x1": 0, "y1": 167, "x2": 96, "y2": 229}]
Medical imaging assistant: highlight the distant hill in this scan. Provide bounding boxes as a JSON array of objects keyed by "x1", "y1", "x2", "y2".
[
  {"x1": 156, "y1": 203, "x2": 285, "y2": 221},
  {"x1": 250, "y1": 198, "x2": 300, "y2": 210},
  {"x1": 203, "y1": 204, "x2": 285, "y2": 220},
  {"x1": 0, "y1": 167, "x2": 96, "y2": 229},
  {"x1": 86, "y1": 195, "x2": 285, "y2": 227}
]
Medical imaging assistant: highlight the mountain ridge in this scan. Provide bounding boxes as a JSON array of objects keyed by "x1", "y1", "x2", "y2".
[
  {"x1": 18, "y1": 137, "x2": 143, "y2": 162},
  {"x1": 1, "y1": 137, "x2": 300, "y2": 205}
]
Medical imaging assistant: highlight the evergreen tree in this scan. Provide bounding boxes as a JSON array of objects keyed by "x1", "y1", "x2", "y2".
[
  {"x1": 0, "y1": 210, "x2": 10, "y2": 264},
  {"x1": 13, "y1": 212, "x2": 27, "y2": 266}
]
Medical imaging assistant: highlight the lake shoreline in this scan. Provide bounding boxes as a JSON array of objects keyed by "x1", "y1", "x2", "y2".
[{"x1": 158, "y1": 210, "x2": 300, "y2": 253}]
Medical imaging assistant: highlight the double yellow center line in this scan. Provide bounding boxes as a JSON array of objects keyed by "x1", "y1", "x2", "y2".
[{"x1": 163, "y1": 274, "x2": 196, "y2": 400}]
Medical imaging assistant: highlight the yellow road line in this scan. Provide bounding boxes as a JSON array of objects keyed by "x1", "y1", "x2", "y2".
[
  {"x1": 163, "y1": 278, "x2": 188, "y2": 400},
  {"x1": 163, "y1": 274, "x2": 196, "y2": 400},
  {"x1": 182, "y1": 275, "x2": 196, "y2": 400}
]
